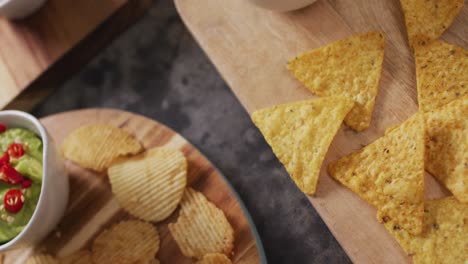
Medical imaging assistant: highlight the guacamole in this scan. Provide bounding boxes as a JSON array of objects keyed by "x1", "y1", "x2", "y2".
[{"x1": 0, "y1": 127, "x2": 43, "y2": 243}]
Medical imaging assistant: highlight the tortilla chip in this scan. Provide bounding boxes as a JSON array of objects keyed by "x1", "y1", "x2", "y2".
[
  {"x1": 287, "y1": 32, "x2": 384, "y2": 131},
  {"x1": 400, "y1": 0, "x2": 464, "y2": 46},
  {"x1": 62, "y1": 124, "x2": 143, "y2": 172},
  {"x1": 329, "y1": 114, "x2": 425, "y2": 234},
  {"x1": 196, "y1": 253, "x2": 232, "y2": 264},
  {"x1": 415, "y1": 40, "x2": 468, "y2": 112},
  {"x1": 108, "y1": 147, "x2": 187, "y2": 222},
  {"x1": 60, "y1": 250, "x2": 92, "y2": 264},
  {"x1": 92, "y1": 220, "x2": 159, "y2": 264},
  {"x1": 424, "y1": 97, "x2": 468, "y2": 203},
  {"x1": 168, "y1": 188, "x2": 234, "y2": 259},
  {"x1": 251, "y1": 96, "x2": 354, "y2": 194},
  {"x1": 26, "y1": 255, "x2": 58, "y2": 264},
  {"x1": 385, "y1": 197, "x2": 468, "y2": 264}
]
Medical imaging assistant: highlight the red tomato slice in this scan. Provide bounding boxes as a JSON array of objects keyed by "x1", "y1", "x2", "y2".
[
  {"x1": 3, "y1": 189, "x2": 24, "y2": 214},
  {"x1": 0, "y1": 124, "x2": 6, "y2": 133},
  {"x1": 0, "y1": 153, "x2": 9, "y2": 165},
  {"x1": 7, "y1": 143, "x2": 24, "y2": 159},
  {"x1": 0, "y1": 164, "x2": 23, "y2": 185},
  {"x1": 21, "y1": 178, "x2": 32, "y2": 189}
]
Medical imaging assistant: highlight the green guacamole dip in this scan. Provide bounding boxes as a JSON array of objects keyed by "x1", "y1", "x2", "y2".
[{"x1": 0, "y1": 128, "x2": 43, "y2": 243}]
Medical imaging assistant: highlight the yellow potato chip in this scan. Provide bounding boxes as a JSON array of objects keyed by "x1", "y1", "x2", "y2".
[
  {"x1": 196, "y1": 253, "x2": 232, "y2": 264},
  {"x1": 60, "y1": 250, "x2": 92, "y2": 264},
  {"x1": 384, "y1": 197, "x2": 468, "y2": 264},
  {"x1": 329, "y1": 114, "x2": 425, "y2": 235},
  {"x1": 415, "y1": 40, "x2": 468, "y2": 112},
  {"x1": 168, "y1": 188, "x2": 234, "y2": 259},
  {"x1": 251, "y1": 96, "x2": 354, "y2": 195},
  {"x1": 62, "y1": 124, "x2": 143, "y2": 172},
  {"x1": 108, "y1": 147, "x2": 187, "y2": 222},
  {"x1": 92, "y1": 220, "x2": 160, "y2": 264},
  {"x1": 287, "y1": 32, "x2": 384, "y2": 131},
  {"x1": 424, "y1": 97, "x2": 468, "y2": 203},
  {"x1": 26, "y1": 254, "x2": 58, "y2": 264},
  {"x1": 400, "y1": 0, "x2": 464, "y2": 46}
]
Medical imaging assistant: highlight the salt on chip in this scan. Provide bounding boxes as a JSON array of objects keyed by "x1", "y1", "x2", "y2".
[
  {"x1": 415, "y1": 40, "x2": 468, "y2": 113},
  {"x1": 251, "y1": 96, "x2": 354, "y2": 194},
  {"x1": 60, "y1": 250, "x2": 92, "y2": 264},
  {"x1": 287, "y1": 32, "x2": 384, "y2": 131},
  {"x1": 329, "y1": 114, "x2": 425, "y2": 235},
  {"x1": 26, "y1": 255, "x2": 58, "y2": 264},
  {"x1": 196, "y1": 253, "x2": 232, "y2": 264},
  {"x1": 92, "y1": 220, "x2": 159, "y2": 264},
  {"x1": 400, "y1": 0, "x2": 464, "y2": 46},
  {"x1": 62, "y1": 124, "x2": 143, "y2": 172},
  {"x1": 168, "y1": 188, "x2": 234, "y2": 259},
  {"x1": 384, "y1": 197, "x2": 468, "y2": 264},
  {"x1": 108, "y1": 147, "x2": 187, "y2": 222}
]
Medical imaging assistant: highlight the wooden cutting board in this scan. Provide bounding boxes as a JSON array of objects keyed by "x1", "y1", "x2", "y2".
[
  {"x1": 175, "y1": 0, "x2": 467, "y2": 263},
  {"x1": 0, "y1": 0, "x2": 151, "y2": 111},
  {"x1": 3, "y1": 109, "x2": 265, "y2": 263}
]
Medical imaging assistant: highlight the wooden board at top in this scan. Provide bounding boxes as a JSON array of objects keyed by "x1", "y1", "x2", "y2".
[
  {"x1": 3, "y1": 109, "x2": 264, "y2": 263},
  {"x1": 0, "y1": 0, "x2": 152, "y2": 111},
  {"x1": 175, "y1": 0, "x2": 467, "y2": 263}
]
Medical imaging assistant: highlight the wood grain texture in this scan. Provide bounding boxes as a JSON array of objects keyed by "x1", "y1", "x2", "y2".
[
  {"x1": 0, "y1": 0, "x2": 152, "y2": 111},
  {"x1": 3, "y1": 109, "x2": 263, "y2": 264},
  {"x1": 175, "y1": 0, "x2": 466, "y2": 263}
]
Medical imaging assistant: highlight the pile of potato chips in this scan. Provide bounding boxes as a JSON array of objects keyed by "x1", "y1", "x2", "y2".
[
  {"x1": 252, "y1": 0, "x2": 467, "y2": 263},
  {"x1": 26, "y1": 124, "x2": 235, "y2": 263}
]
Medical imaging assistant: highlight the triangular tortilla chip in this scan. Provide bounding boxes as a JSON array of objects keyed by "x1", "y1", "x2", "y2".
[
  {"x1": 400, "y1": 0, "x2": 464, "y2": 46},
  {"x1": 424, "y1": 97, "x2": 468, "y2": 203},
  {"x1": 385, "y1": 197, "x2": 468, "y2": 264},
  {"x1": 287, "y1": 32, "x2": 384, "y2": 131},
  {"x1": 251, "y1": 96, "x2": 354, "y2": 194},
  {"x1": 329, "y1": 115, "x2": 425, "y2": 235},
  {"x1": 415, "y1": 40, "x2": 468, "y2": 112}
]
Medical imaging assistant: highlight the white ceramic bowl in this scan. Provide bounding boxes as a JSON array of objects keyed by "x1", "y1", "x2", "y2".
[
  {"x1": 0, "y1": 111, "x2": 68, "y2": 251},
  {"x1": 0, "y1": 0, "x2": 47, "y2": 19},
  {"x1": 246, "y1": 0, "x2": 317, "y2": 12}
]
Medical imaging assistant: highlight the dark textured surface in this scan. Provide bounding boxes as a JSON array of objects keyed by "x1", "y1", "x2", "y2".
[{"x1": 32, "y1": 1, "x2": 351, "y2": 263}]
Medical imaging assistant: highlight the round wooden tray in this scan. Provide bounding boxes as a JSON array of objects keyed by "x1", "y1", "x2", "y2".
[{"x1": 4, "y1": 109, "x2": 266, "y2": 264}]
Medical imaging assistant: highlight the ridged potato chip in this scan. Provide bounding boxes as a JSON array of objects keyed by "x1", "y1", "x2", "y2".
[
  {"x1": 196, "y1": 253, "x2": 232, "y2": 264},
  {"x1": 384, "y1": 197, "x2": 468, "y2": 264},
  {"x1": 400, "y1": 0, "x2": 464, "y2": 46},
  {"x1": 60, "y1": 250, "x2": 92, "y2": 264},
  {"x1": 92, "y1": 220, "x2": 160, "y2": 264},
  {"x1": 424, "y1": 97, "x2": 468, "y2": 203},
  {"x1": 252, "y1": 96, "x2": 354, "y2": 194},
  {"x1": 169, "y1": 188, "x2": 234, "y2": 259},
  {"x1": 287, "y1": 32, "x2": 384, "y2": 131},
  {"x1": 108, "y1": 147, "x2": 187, "y2": 222},
  {"x1": 62, "y1": 124, "x2": 143, "y2": 172},
  {"x1": 415, "y1": 40, "x2": 468, "y2": 112},
  {"x1": 26, "y1": 255, "x2": 58, "y2": 264},
  {"x1": 329, "y1": 115, "x2": 425, "y2": 235}
]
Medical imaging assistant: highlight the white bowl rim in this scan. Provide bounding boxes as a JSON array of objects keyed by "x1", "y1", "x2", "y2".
[{"x1": 0, "y1": 110, "x2": 50, "y2": 250}]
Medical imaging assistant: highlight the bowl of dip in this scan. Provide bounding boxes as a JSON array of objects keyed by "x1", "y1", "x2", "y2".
[{"x1": 0, "y1": 111, "x2": 68, "y2": 251}]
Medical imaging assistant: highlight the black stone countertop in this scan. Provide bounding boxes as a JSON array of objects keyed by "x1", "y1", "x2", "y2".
[{"x1": 33, "y1": 1, "x2": 352, "y2": 263}]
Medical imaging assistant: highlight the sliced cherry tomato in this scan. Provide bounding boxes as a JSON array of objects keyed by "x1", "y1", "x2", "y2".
[
  {"x1": 7, "y1": 143, "x2": 24, "y2": 159},
  {"x1": 0, "y1": 164, "x2": 23, "y2": 185},
  {"x1": 21, "y1": 178, "x2": 32, "y2": 189},
  {"x1": 0, "y1": 124, "x2": 6, "y2": 133},
  {"x1": 3, "y1": 189, "x2": 24, "y2": 214},
  {"x1": 0, "y1": 153, "x2": 9, "y2": 165}
]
